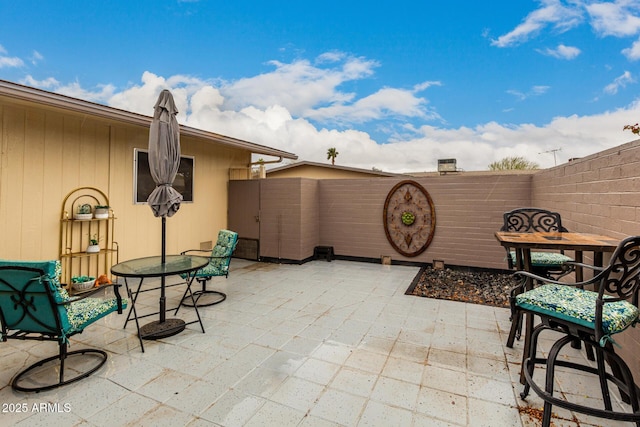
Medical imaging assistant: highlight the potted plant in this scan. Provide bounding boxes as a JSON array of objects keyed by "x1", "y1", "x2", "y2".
[
  {"x1": 71, "y1": 275, "x2": 96, "y2": 292},
  {"x1": 94, "y1": 205, "x2": 110, "y2": 219},
  {"x1": 74, "y1": 203, "x2": 93, "y2": 220},
  {"x1": 86, "y1": 234, "x2": 100, "y2": 253}
]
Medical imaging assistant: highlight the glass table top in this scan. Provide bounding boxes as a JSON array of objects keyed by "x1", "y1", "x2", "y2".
[{"x1": 111, "y1": 255, "x2": 209, "y2": 278}]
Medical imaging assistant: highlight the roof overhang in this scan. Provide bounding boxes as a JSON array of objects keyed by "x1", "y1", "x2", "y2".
[{"x1": 0, "y1": 79, "x2": 297, "y2": 161}]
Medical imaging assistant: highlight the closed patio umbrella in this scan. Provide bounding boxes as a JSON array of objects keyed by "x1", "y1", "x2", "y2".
[
  {"x1": 147, "y1": 89, "x2": 183, "y2": 218},
  {"x1": 143, "y1": 89, "x2": 184, "y2": 338}
]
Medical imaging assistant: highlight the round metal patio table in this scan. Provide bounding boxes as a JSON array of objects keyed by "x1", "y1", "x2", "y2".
[{"x1": 111, "y1": 255, "x2": 209, "y2": 352}]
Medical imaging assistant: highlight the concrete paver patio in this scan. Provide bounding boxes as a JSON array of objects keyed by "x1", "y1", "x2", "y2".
[{"x1": 0, "y1": 259, "x2": 635, "y2": 426}]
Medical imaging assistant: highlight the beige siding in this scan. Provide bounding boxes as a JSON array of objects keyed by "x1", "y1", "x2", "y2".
[
  {"x1": 0, "y1": 98, "x2": 251, "y2": 264},
  {"x1": 268, "y1": 164, "x2": 392, "y2": 179}
]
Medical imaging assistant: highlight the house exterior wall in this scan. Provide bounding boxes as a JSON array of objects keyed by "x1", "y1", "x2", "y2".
[
  {"x1": 531, "y1": 138, "x2": 640, "y2": 388},
  {"x1": 267, "y1": 164, "x2": 393, "y2": 179},
  {"x1": 0, "y1": 97, "x2": 251, "y2": 264}
]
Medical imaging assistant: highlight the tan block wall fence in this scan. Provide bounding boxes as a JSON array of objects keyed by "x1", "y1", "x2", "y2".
[
  {"x1": 258, "y1": 173, "x2": 533, "y2": 269},
  {"x1": 532, "y1": 139, "x2": 640, "y2": 383}
]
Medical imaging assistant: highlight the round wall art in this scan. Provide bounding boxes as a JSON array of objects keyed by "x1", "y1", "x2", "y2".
[{"x1": 383, "y1": 180, "x2": 436, "y2": 257}]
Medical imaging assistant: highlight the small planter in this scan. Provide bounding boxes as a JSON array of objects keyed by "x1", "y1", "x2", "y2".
[
  {"x1": 75, "y1": 203, "x2": 93, "y2": 220},
  {"x1": 94, "y1": 205, "x2": 109, "y2": 219},
  {"x1": 71, "y1": 276, "x2": 95, "y2": 292},
  {"x1": 86, "y1": 244, "x2": 100, "y2": 253}
]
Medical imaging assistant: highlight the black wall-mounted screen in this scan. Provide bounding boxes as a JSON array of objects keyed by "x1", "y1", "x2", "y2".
[{"x1": 134, "y1": 149, "x2": 194, "y2": 204}]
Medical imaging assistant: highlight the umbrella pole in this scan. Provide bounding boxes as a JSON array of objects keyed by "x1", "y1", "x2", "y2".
[
  {"x1": 140, "y1": 215, "x2": 185, "y2": 339},
  {"x1": 160, "y1": 217, "x2": 166, "y2": 323}
]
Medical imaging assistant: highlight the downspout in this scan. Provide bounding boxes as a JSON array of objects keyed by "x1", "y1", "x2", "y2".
[
  {"x1": 249, "y1": 156, "x2": 283, "y2": 179},
  {"x1": 248, "y1": 156, "x2": 283, "y2": 167}
]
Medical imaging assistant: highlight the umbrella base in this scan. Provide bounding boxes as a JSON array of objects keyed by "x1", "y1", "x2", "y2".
[{"x1": 140, "y1": 318, "x2": 186, "y2": 340}]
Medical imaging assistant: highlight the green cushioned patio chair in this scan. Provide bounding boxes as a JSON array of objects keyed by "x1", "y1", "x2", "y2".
[
  {"x1": 180, "y1": 229, "x2": 238, "y2": 307},
  {"x1": 0, "y1": 260, "x2": 126, "y2": 392},
  {"x1": 511, "y1": 236, "x2": 640, "y2": 426},
  {"x1": 501, "y1": 207, "x2": 574, "y2": 278},
  {"x1": 501, "y1": 208, "x2": 574, "y2": 347}
]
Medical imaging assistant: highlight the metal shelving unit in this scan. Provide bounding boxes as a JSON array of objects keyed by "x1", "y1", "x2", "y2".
[{"x1": 59, "y1": 187, "x2": 118, "y2": 291}]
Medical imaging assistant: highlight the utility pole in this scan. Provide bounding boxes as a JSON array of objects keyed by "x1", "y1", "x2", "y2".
[{"x1": 539, "y1": 148, "x2": 561, "y2": 166}]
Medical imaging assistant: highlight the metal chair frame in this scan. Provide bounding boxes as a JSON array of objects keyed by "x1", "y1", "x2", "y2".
[
  {"x1": 180, "y1": 230, "x2": 238, "y2": 308},
  {"x1": 0, "y1": 264, "x2": 124, "y2": 392},
  {"x1": 502, "y1": 207, "x2": 574, "y2": 346},
  {"x1": 512, "y1": 236, "x2": 640, "y2": 426}
]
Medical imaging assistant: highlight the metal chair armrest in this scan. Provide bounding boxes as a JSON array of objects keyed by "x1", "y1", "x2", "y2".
[
  {"x1": 563, "y1": 261, "x2": 605, "y2": 272},
  {"x1": 180, "y1": 249, "x2": 211, "y2": 256}
]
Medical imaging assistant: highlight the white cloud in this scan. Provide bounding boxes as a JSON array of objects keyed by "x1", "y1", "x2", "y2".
[
  {"x1": 585, "y1": 0, "x2": 640, "y2": 37},
  {"x1": 491, "y1": 0, "x2": 583, "y2": 47},
  {"x1": 507, "y1": 85, "x2": 550, "y2": 101},
  {"x1": 221, "y1": 55, "x2": 378, "y2": 117},
  {"x1": 20, "y1": 75, "x2": 59, "y2": 89},
  {"x1": 86, "y1": 69, "x2": 636, "y2": 173},
  {"x1": 604, "y1": 70, "x2": 634, "y2": 94},
  {"x1": 539, "y1": 43, "x2": 581, "y2": 59},
  {"x1": 0, "y1": 44, "x2": 24, "y2": 68},
  {"x1": 497, "y1": 1, "x2": 640, "y2": 61},
  {"x1": 306, "y1": 87, "x2": 437, "y2": 124},
  {"x1": 622, "y1": 36, "x2": 640, "y2": 60},
  {"x1": 30, "y1": 50, "x2": 43, "y2": 65},
  {"x1": 16, "y1": 50, "x2": 639, "y2": 174}
]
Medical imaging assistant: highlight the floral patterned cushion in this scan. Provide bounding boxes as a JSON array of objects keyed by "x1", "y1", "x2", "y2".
[
  {"x1": 509, "y1": 251, "x2": 573, "y2": 267},
  {"x1": 181, "y1": 230, "x2": 238, "y2": 280},
  {"x1": 516, "y1": 284, "x2": 639, "y2": 343},
  {"x1": 65, "y1": 296, "x2": 127, "y2": 334},
  {"x1": 0, "y1": 260, "x2": 125, "y2": 337}
]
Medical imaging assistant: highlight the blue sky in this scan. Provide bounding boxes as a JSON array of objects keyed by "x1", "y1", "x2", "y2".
[{"x1": 2, "y1": 0, "x2": 640, "y2": 171}]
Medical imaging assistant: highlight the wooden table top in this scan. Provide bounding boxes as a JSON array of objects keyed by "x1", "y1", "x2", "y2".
[{"x1": 494, "y1": 231, "x2": 619, "y2": 252}]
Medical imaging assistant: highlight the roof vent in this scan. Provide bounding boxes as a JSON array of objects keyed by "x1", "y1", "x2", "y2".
[{"x1": 437, "y1": 158, "x2": 457, "y2": 174}]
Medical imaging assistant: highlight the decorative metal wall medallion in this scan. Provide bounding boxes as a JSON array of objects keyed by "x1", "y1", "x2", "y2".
[{"x1": 383, "y1": 180, "x2": 436, "y2": 257}]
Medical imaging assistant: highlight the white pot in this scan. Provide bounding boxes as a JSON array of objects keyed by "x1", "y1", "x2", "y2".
[
  {"x1": 94, "y1": 208, "x2": 109, "y2": 219},
  {"x1": 86, "y1": 245, "x2": 100, "y2": 253}
]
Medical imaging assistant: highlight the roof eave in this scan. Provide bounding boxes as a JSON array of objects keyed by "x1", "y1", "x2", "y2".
[{"x1": 0, "y1": 79, "x2": 298, "y2": 160}]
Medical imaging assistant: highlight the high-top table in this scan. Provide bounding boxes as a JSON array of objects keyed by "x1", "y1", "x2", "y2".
[
  {"x1": 495, "y1": 231, "x2": 619, "y2": 384},
  {"x1": 111, "y1": 255, "x2": 209, "y2": 352}
]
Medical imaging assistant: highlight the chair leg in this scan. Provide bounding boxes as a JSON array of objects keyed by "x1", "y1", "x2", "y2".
[
  {"x1": 181, "y1": 278, "x2": 226, "y2": 308},
  {"x1": 541, "y1": 334, "x2": 575, "y2": 427},
  {"x1": 506, "y1": 311, "x2": 522, "y2": 348},
  {"x1": 523, "y1": 332, "x2": 640, "y2": 426},
  {"x1": 595, "y1": 346, "x2": 613, "y2": 411},
  {"x1": 521, "y1": 322, "x2": 546, "y2": 399},
  {"x1": 12, "y1": 340, "x2": 107, "y2": 392}
]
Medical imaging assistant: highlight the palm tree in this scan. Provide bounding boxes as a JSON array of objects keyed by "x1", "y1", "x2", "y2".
[
  {"x1": 488, "y1": 156, "x2": 539, "y2": 171},
  {"x1": 327, "y1": 147, "x2": 339, "y2": 165}
]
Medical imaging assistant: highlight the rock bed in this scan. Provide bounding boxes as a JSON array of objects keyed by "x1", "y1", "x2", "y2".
[{"x1": 406, "y1": 266, "x2": 518, "y2": 308}]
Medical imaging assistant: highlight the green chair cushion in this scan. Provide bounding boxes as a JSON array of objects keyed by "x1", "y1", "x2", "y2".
[
  {"x1": 192, "y1": 263, "x2": 228, "y2": 278},
  {"x1": 65, "y1": 297, "x2": 127, "y2": 333},
  {"x1": 180, "y1": 229, "x2": 238, "y2": 280},
  {"x1": 509, "y1": 251, "x2": 573, "y2": 268},
  {"x1": 0, "y1": 259, "x2": 126, "y2": 337},
  {"x1": 516, "y1": 284, "x2": 639, "y2": 342}
]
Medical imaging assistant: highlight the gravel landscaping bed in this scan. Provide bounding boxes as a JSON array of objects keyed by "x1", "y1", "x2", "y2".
[{"x1": 406, "y1": 266, "x2": 518, "y2": 308}]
